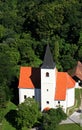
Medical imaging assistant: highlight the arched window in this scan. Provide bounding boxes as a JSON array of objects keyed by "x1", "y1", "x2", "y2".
[{"x1": 46, "y1": 72, "x2": 49, "y2": 77}]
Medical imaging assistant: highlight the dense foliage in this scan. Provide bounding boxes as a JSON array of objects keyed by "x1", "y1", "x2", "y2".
[
  {"x1": 0, "y1": 0, "x2": 82, "y2": 113},
  {"x1": 42, "y1": 108, "x2": 67, "y2": 130},
  {"x1": 16, "y1": 98, "x2": 41, "y2": 129}
]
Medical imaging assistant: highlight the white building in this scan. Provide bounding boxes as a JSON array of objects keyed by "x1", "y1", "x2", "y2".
[{"x1": 18, "y1": 44, "x2": 76, "y2": 113}]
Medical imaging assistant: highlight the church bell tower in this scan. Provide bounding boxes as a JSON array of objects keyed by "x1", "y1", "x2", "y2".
[{"x1": 41, "y1": 44, "x2": 56, "y2": 111}]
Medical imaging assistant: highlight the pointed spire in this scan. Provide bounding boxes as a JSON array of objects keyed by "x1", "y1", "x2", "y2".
[{"x1": 41, "y1": 44, "x2": 55, "y2": 69}]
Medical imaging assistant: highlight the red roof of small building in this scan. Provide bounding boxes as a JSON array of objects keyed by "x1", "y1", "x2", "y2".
[
  {"x1": 55, "y1": 72, "x2": 75, "y2": 100},
  {"x1": 68, "y1": 61, "x2": 82, "y2": 80}
]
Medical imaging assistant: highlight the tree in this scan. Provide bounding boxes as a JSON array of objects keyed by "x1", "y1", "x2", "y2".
[
  {"x1": 42, "y1": 108, "x2": 67, "y2": 130},
  {"x1": 18, "y1": 33, "x2": 42, "y2": 67},
  {"x1": 61, "y1": 54, "x2": 76, "y2": 71},
  {"x1": 0, "y1": 107, "x2": 6, "y2": 123},
  {"x1": 56, "y1": 107, "x2": 67, "y2": 121},
  {"x1": 0, "y1": 43, "x2": 19, "y2": 111},
  {"x1": 16, "y1": 98, "x2": 41, "y2": 129},
  {"x1": 17, "y1": 0, "x2": 82, "y2": 43},
  {"x1": 0, "y1": 0, "x2": 18, "y2": 30},
  {"x1": 0, "y1": 81, "x2": 12, "y2": 123},
  {"x1": 77, "y1": 31, "x2": 82, "y2": 62},
  {"x1": 0, "y1": 25, "x2": 6, "y2": 42}
]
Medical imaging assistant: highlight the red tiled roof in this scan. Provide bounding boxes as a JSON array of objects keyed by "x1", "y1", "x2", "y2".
[
  {"x1": 18, "y1": 67, "x2": 40, "y2": 89},
  {"x1": 55, "y1": 72, "x2": 76, "y2": 100},
  {"x1": 68, "y1": 61, "x2": 82, "y2": 80},
  {"x1": 75, "y1": 61, "x2": 82, "y2": 80}
]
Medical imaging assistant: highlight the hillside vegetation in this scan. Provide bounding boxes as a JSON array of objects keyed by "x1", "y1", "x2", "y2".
[{"x1": 0, "y1": 0, "x2": 82, "y2": 123}]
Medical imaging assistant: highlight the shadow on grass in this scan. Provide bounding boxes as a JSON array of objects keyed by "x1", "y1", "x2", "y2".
[{"x1": 5, "y1": 110, "x2": 17, "y2": 129}]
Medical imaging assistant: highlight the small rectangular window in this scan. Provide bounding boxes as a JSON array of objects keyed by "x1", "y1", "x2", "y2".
[
  {"x1": 24, "y1": 95, "x2": 27, "y2": 99},
  {"x1": 58, "y1": 101, "x2": 60, "y2": 104},
  {"x1": 32, "y1": 96, "x2": 35, "y2": 98},
  {"x1": 46, "y1": 101, "x2": 49, "y2": 104}
]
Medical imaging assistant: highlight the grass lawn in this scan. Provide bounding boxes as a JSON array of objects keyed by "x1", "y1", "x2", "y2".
[
  {"x1": 1, "y1": 119, "x2": 16, "y2": 130},
  {"x1": 75, "y1": 88, "x2": 82, "y2": 108},
  {"x1": 57, "y1": 124, "x2": 82, "y2": 130},
  {"x1": 0, "y1": 102, "x2": 28, "y2": 130},
  {"x1": 0, "y1": 101, "x2": 17, "y2": 130}
]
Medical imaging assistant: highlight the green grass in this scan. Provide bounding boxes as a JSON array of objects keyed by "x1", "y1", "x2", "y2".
[
  {"x1": 75, "y1": 88, "x2": 81, "y2": 108},
  {"x1": 6, "y1": 101, "x2": 17, "y2": 112},
  {"x1": 67, "y1": 88, "x2": 82, "y2": 115},
  {"x1": 57, "y1": 124, "x2": 82, "y2": 130},
  {"x1": 1, "y1": 119, "x2": 16, "y2": 130},
  {"x1": 0, "y1": 101, "x2": 17, "y2": 130},
  {"x1": 0, "y1": 102, "x2": 29, "y2": 130}
]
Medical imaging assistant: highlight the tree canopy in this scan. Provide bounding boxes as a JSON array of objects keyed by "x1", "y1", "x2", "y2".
[
  {"x1": 42, "y1": 108, "x2": 67, "y2": 130},
  {"x1": 16, "y1": 98, "x2": 41, "y2": 129},
  {"x1": 0, "y1": 0, "x2": 82, "y2": 111}
]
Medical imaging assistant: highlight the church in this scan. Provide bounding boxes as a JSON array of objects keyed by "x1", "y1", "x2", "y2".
[{"x1": 18, "y1": 44, "x2": 76, "y2": 113}]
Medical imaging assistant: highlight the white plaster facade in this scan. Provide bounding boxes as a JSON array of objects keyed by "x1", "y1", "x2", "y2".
[
  {"x1": 19, "y1": 88, "x2": 34, "y2": 104},
  {"x1": 54, "y1": 100, "x2": 67, "y2": 113},
  {"x1": 66, "y1": 88, "x2": 75, "y2": 108}
]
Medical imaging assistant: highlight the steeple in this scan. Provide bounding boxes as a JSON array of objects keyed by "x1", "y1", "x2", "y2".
[{"x1": 41, "y1": 44, "x2": 55, "y2": 69}]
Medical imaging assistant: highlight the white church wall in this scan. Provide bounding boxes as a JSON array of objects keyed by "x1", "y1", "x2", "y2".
[
  {"x1": 54, "y1": 100, "x2": 67, "y2": 113},
  {"x1": 75, "y1": 82, "x2": 79, "y2": 88},
  {"x1": 41, "y1": 83, "x2": 56, "y2": 110},
  {"x1": 66, "y1": 88, "x2": 75, "y2": 108},
  {"x1": 19, "y1": 88, "x2": 34, "y2": 104},
  {"x1": 41, "y1": 68, "x2": 56, "y2": 111},
  {"x1": 41, "y1": 68, "x2": 56, "y2": 83}
]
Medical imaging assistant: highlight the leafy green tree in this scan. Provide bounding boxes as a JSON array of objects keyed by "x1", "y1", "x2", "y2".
[
  {"x1": 16, "y1": 98, "x2": 41, "y2": 129},
  {"x1": 0, "y1": 43, "x2": 20, "y2": 80},
  {"x1": 56, "y1": 107, "x2": 67, "y2": 121},
  {"x1": 0, "y1": 43, "x2": 19, "y2": 111},
  {"x1": 61, "y1": 55, "x2": 76, "y2": 71},
  {"x1": 0, "y1": 82, "x2": 12, "y2": 123},
  {"x1": 0, "y1": 0, "x2": 18, "y2": 30},
  {"x1": 42, "y1": 108, "x2": 67, "y2": 130},
  {"x1": 17, "y1": 0, "x2": 81, "y2": 43},
  {"x1": 20, "y1": 0, "x2": 64, "y2": 40},
  {"x1": 77, "y1": 32, "x2": 82, "y2": 62},
  {"x1": 18, "y1": 33, "x2": 42, "y2": 66},
  {"x1": 60, "y1": 0, "x2": 81, "y2": 44},
  {"x1": 42, "y1": 109, "x2": 58, "y2": 130},
  {"x1": 0, "y1": 25, "x2": 6, "y2": 41},
  {"x1": 0, "y1": 107, "x2": 6, "y2": 123}
]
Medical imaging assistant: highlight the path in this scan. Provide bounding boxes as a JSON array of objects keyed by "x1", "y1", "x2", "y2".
[
  {"x1": 60, "y1": 111, "x2": 81, "y2": 124},
  {"x1": 61, "y1": 88, "x2": 82, "y2": 124}
]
